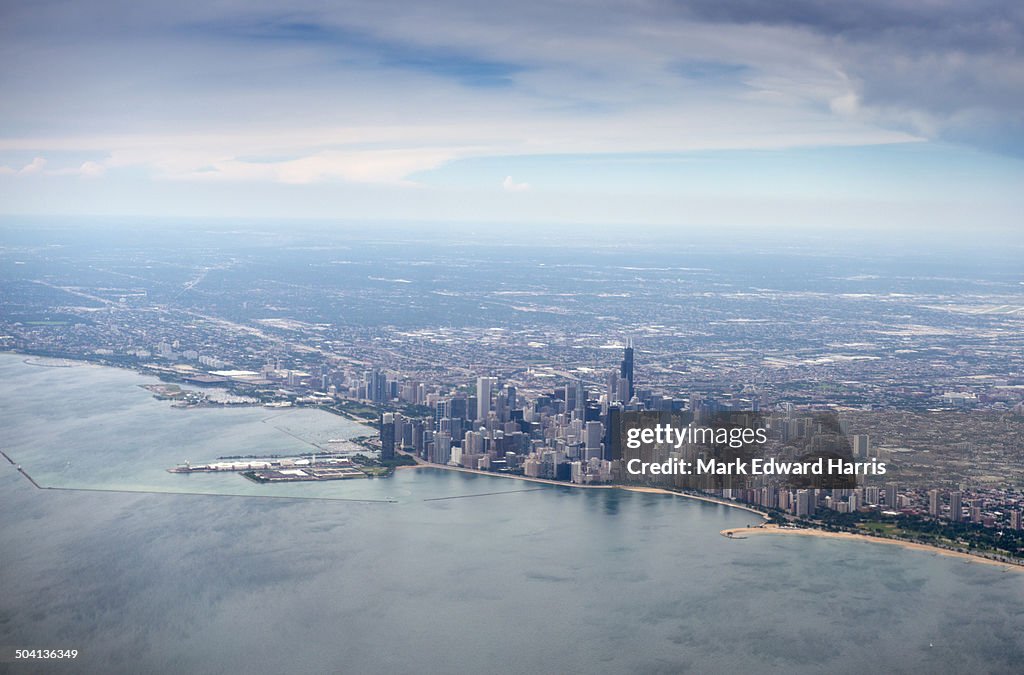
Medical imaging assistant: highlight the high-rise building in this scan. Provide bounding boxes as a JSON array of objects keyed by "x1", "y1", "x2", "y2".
[
  {"x1": 368, "y1": 370, "x2": 388, "y2": 403},
  {"x1": 1011, "y1": 510, "x2": 1023, "y2": 531},
  {"x1": 380, "y1": 412, "x2": 395, "y2": 461},
  {"x1": 795, "y1": 490, "x2": 810, "y2": 517},
  {"x1": 620, "y1": 339, "x2": 634, "y2": 400},
  {"x1": 431, "y1": 432, "x2": 452, "y2": 465},
  {"x1": 778, "y1": 489, "x2": 790, "y2": 512},
  {"x1": 605, "y1": 404, "x2": 622, "y2": 461},
  {"x1": 864, "y1": 486, "x2": 880, "y2": 505},
  {"x1": 616, "y1": 379, "x2": 630, "y2": 406},
  {"x1": 928, "y1": 489, "x2": 940, "y2": 517},
  {"x1": 584, "y1": 421, "x2": 603, "y2": 459},
  {"x1": 449, "y1": 396, "x2": 468, "y2": 421},
  {"x1": 476, "y1": 377, "x2": 496, "y2": 422},
  {"x1": 495, "y1": 389, "x2": 510, "y2": 423},
  {"x1": 412, "y1": 420, "x2": 425, "y2": 457},
  {"x1": 885, "y1": 483, "x2": 898, "y2": 509},
  {"x1": 851, "y1": 435, "x2": 870, "y2": 459},
  {"x1": 949, "y1": 490, "x2": 962, "y2": 522},
  {"x1": 606, "y1": 370, "x2": 619, "y2": 403},
  {"x1": 562, "y1": 384, "x2": 577, "y2": 415},
  {"x1": 435, "y1": 399, "x2": 450, "y2": 428}
]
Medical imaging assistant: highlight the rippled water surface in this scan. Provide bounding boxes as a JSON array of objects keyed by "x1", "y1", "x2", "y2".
[{"x1": 2, "y1": 353, "x2": 1023, "y2": 674}]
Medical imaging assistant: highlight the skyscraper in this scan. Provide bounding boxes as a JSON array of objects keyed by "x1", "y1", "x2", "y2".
[
  {"x1": 606, "y1": 370, "x2": 618, "y2": 403},
  {"x1": 449, "y1": 395, "x2": 468, "y2": 421},
  {"x1": 584, "y1": 420, "x2": 603, "y2": 459},
  {"x1": 368, "y1": 369, "x2": 388, "y2": 404},
  {"x1": 885, "y1": 482, "x2": 898, "y2": 509},
  {"x1": 605, "y1": 404, "x2": 622, "y2": 461},
  {"x1": 564, "y1": 384, "x2": 576, "y2": 414},
  {"x1": 795, "y1": 490, "x2": 809, "y2": 517},
  {"x1": 435, "y1": 399, "x2": 451, "y2": 428},
  {"x1": 851, "y1": 435, "x2": 870, "y2": 459},
  {"x1": 476, "y1": 376, "x2": 496, "y2": 422},
  {"x1": 949, "y1": 490, "x2": 962, "y2": 522},
  {"x1": 380, "y1": 412, "x2": 395, "y2": 461},
  {"x1": 620, "y1": 338, "x2": 634, "y2": 401},
  {"x1": 495, "y1": 388, "x2": 509, "y2": 423}
]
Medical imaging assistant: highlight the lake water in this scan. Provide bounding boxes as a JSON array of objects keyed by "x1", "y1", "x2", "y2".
[{"x1": 1, "y1": 353, "x2": 1022, "y2": 674}]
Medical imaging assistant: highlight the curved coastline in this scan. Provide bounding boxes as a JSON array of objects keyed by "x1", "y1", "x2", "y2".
[
  {"x1": 399, "y1": 459, "x2": 769, "y2": 519},
  {"x1": 618, "y1": 485, "x2": 768, "y2": 520},
  {"x1": 22, "y1": 356, "x2": 81, "y2": 368},
  {"x1": 6, "y1": 352, "x2": 1016, "y2": 572},
  {"x1": 721, "y1": 524, "x2": 1024, "y2": 572},
  {"x1": 1, "y1": 352, "x2": 765, "y2": 520}
]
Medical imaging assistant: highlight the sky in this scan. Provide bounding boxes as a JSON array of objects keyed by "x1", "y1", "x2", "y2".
[{"x1": 0, "y1": 0, "x2": 1022, "y2": 230}]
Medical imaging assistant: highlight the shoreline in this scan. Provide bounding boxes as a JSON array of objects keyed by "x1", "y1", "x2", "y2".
[
  {"x1": 6, "y1": 351, "x2": 1016, "y2": 571},
  {"x1": 721, "y1": 524, "x2": 1023, "y2": 571},
  {"x1": 398, "y1": 455, "x2": 768, "y2": 520}
]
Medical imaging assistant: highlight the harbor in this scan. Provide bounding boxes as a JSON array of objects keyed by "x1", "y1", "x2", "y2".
[{"x1": 168, "y1": 452, "x2": 384, "y2": 483}]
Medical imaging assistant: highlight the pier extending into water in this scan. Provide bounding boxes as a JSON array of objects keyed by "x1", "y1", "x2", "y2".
[{"x1": 1, "y1": 449, "x2": 395, "y2": 503}]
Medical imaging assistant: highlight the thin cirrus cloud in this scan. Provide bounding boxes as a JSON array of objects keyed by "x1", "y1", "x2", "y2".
[
  {"x1": 187, "y1": 17, "x2": 528, "y2": 88},
  {"x1": 0, "y1": 0, "x2": 1021, "y2": 224}
]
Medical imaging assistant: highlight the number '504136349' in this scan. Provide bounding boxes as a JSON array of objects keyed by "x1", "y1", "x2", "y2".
[{"x1": 14, "y1": 649, "x2": 78, "y2": 659}]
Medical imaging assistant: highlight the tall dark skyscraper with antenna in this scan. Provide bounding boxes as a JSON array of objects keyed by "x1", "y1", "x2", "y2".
[{"x1": 620, "y1": 338, "x2": 634, "y2": 401}]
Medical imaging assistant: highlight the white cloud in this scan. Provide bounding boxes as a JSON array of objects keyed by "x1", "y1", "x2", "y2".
[
  {"x1": 45, "y1": 160, "x2": 109, "y2": 177},
  {"x1": 18, "y1": 157, "x2": 46, "y2": 175},
  {"x1": 0, "y1": 107, "x2": 916, "y2": 187},
  {"x1": 78, "y1": 160, "x2": 105, "y2": 177},
  {"x1": 503, "y1": 175, "x2": 529, "y2": 192},
  {"x1": 0, "y1": 2, "x2": 930, "y2": 189},
  {"x1": 165, "y1": 147, "x2": 464, "y2": 185}
]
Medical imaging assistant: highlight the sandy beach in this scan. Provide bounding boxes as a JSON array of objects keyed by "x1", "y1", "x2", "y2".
[{"x1": 721, "y1": 524, "x2": 1023, "y2": 571}]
